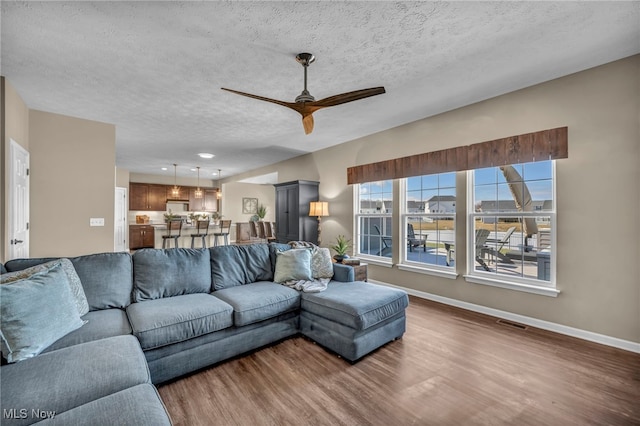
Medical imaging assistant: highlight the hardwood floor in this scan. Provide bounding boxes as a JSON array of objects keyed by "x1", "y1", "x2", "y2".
[{"x1": 158, "y1": 296, "x2": 640, "y2": 425}]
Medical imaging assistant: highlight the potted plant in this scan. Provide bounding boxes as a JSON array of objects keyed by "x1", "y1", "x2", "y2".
[
  {"x1": 164, "y1": 212, "x2": 178, "y2": 223},
  {"x1": 331, "y1": 235, "x2": 351, "y2": 263},
  {"x1": 256, "y1": 204, "x2": 267, "y2": 220},
  {"x1": 211, "y1": 211, "x2": 222, "y2": 225}
]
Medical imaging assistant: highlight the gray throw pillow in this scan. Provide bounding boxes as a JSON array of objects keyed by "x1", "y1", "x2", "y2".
[
  {"x1": 273, "y1": 249, "x2": 313, "y2": 283},
  {"x1": 1, "y1": 259, "x2": 89, "y2": 316},
  {"x1": 0, "y1": 263, "x2": 85, "y2": 362},
  {"x1": 311, "y1": 247, "x2": 334, "y2": 279}
]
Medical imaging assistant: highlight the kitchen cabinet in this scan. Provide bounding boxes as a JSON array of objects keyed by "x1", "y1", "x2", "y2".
[
  {"x1": 274, "y1": 180, "x2": 319, "y2": 244},
  {"x1": 166, "y1": 185, "x2": 189, "y2": 201},
  {"x1": 129, "y1": 183, "x2": 167, "y2": 211},
  {"x1": 188, "y1": 188, "x2": 219, "y2": 212},
  {"x1": 204, "y1": 189, "x2": 219, "y2": 212},
  {"x1": 129, "y1": 225, "x2": 155, "y2": 249}
]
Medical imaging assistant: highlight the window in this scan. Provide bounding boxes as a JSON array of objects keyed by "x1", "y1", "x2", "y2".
[
  {"x1": 354, "y1": 180, "x2": 393, "y2": 261},
  {"x1": 468, "y1": 161, "x2": 556, "y2": 292},
  {"x1": 401, "y1": 172, "x2": 456, "y2": 270}
]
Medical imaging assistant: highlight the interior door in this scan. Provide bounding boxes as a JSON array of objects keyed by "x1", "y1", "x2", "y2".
[
  {"x1": 114, "y1": 187, "x2": 127, "y2": 251},
  {"x1": 9, "y1": 139, "x2": 30, "y2": 260}
]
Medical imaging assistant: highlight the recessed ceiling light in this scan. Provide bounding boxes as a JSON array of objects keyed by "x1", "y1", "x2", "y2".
[
  {"x1": 190, "y1": 168, "x2": 196, "y2": 172},
  {"x1": 198, "y1": 153, "x2": 215, "y2": 159},
  {"x1": 161, "y1": 167, "x2": 168, "y2": 171},
  {"x1": 212, "y1": 171, "x2": 218, "y2": 176}
]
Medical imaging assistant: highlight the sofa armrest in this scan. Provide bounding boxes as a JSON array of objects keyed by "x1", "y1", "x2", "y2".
[{"x1": 332, "y1": 263, "x2": 354, "y2": 282}]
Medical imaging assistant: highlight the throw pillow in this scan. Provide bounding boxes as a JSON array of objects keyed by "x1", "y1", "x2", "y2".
[
  {"x1": 273, "y1": 249, "x2": 313, "y2": 283},
  {"x1": 311, "y1": 247, "x2": 334, "y2": 279},
  {"x1": 0, "y1": 263, "x2": 85, "y2": 363},
  {"x1": 1, "y1": 259, "x2": 89, "y2": 316}
]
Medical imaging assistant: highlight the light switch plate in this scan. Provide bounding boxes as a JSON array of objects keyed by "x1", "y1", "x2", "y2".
[{"x1": 90, "y1": 218, "x2": 105, "y2": 227}]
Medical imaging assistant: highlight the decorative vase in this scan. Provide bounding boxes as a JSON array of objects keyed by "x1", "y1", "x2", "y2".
[{"x1": 333, "y1": 254, "x2": 349, "y2": 264}]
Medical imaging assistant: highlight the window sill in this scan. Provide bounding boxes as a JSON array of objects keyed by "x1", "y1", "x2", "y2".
[
  {"x1": 397, "y1": 264, "x2": 458, "y2": 280},
  {"x1": 464, "y1": 274, "x2": 560, "y2": 297},
  {"x1": 356, "y1": 255, "x2": 393, "y2": 268}
]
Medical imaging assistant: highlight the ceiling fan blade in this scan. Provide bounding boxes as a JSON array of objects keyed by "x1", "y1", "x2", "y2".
[
  {"x1": 302, "y1": 114, "x2": 314, "y2": 135},
  {"x1": 221, "y1": 88, "x2": 296, "y2": 109},
  {"x1": 311, "y1": 87, "x2": 386, "y2": 108}
]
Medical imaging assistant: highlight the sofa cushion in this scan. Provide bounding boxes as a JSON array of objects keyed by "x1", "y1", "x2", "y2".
[
  {"x1": 43, "y1": 309, "x2": 132, "y2": 353},
  {"x1": 311, "y1": 247, "x2": 334, "y2": 279},
  {"x1": 0, "y1": 335, "x2": 150, "y2": 426},
  {"x1": 1, "y1": 259, "x2": 89, "y2": 316},
  {"x1": 273, "y1": 249, "x2": 313, "y2": 283},
  {"x1": 212, "y1": 282, "x2": 301, "y2": 326},
  {"x1": 210, "y1": 244, "x2": 273, "y2": 290},
  {"x1": 301, "y1": 281, "x2": 409, "y2": 331},
  {"x1": 5, "y1": 252, "x2": 134, "y2": 311},
  {"x1": 36, "y1": 384, "x2": 171, "y2": 426},
  {"x1": 0, "y1": 263, "x2": 85, "y2": 363},
  {"x1": 126, "y1": 293, "x2": 234, "y2": 350},
  {"x1": 133, "y1": 248, "x2": 211, "y2": 301}
]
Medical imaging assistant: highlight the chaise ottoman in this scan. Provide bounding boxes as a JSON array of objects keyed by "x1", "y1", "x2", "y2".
[{"x1": 299, "y1": 281, "x2": 409, "y2": 361}]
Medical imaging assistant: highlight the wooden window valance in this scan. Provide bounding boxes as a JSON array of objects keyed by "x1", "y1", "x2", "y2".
[{"x1": 347, "y1": 126, "x2": 568, "y2": 185}]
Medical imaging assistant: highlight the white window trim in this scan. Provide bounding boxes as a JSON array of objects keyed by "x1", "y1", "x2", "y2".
[{"x1": 466, "y1": 162, "x2": 558, "y2": 295}]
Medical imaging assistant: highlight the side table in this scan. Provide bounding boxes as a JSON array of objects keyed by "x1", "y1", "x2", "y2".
[{"x1": 346, "y1": 263, "x2": 368, "y2": 282}]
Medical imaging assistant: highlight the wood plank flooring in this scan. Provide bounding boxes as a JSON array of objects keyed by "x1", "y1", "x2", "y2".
[{"x1": 158, "y1": 296, "x2": 640, "y2": 425}]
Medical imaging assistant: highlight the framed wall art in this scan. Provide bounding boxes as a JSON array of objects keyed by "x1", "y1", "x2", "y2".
[{"x1": 242, "y1": 197, "x2": 258, "y2": 214}]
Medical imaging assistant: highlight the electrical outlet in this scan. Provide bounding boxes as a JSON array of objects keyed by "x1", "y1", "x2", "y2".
[{"x1": 90, "y1": 218, "x2": 105, "y2": 227}]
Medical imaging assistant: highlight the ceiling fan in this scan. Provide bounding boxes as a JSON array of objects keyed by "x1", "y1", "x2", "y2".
[{"x1": 221, "y1": 53, "x2": 385, "y2": 135}]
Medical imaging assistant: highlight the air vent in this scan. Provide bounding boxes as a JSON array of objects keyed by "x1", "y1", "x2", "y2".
[{"x1": 496, "y1": 319, "x2": 528, "y2": 330}]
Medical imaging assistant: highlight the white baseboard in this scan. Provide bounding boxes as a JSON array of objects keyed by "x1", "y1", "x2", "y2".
[{"x1": 369, "y1": 279, "x2": 640, "y2": 354}]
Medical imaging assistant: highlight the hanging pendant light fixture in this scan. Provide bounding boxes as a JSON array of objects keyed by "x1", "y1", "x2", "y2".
[
  {"x1": 194, "y1": 166, "x2": 203, "y2": 199},
  {"x1": 171, "y1": 163, "x2": 180, "y2": 198},
  {"x1": 216, "y1": 169, "x2": 222, "y2": 199}
]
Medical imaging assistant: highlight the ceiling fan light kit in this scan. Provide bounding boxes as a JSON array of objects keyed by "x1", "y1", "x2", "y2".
[{"x1": 222, "y1": 53, "x2": 385, "y2": 135}]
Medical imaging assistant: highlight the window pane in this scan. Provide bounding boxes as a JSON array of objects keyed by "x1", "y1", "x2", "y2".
[
  {"x1": 421, "y1": 174, "x2": 438, "y2": 189},
  {"x1": 439, "y1": 172, "x2": 456, "y2": 189},
  {"x1": 356, "y1": 180, "x2": 393, "y2": 260},
  {"x1": 471, "y1": 160, "x2": 554, "y2": 285},
  {"x1": 475, "y1": 167, "x2": 497, "y2": 185},
  {"x1": 403, "y1": 172, "x2": 456, "y2": 269}
]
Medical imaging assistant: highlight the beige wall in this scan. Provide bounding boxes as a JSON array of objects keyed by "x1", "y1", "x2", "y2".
[
  {"x1": 221, "y1": 182, "x2": 276, "y2": 224},
  {"x1": 1, "y1": 77, "x2": 30, "y2": 262},
  {"x1": 129, "y1": 172, "x2": 216, "y2": 188},
  {"x1": 115, "y1": 167, "x2": 130, "y2": 188},
  {"x1": 29, "y1": 110, "x2": 116, "y2": 257},
  {"x1": 228, "y1": 55, "x2": 640, "y2": 343}
]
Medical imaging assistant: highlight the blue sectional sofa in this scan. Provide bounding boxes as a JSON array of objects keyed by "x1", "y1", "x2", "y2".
[{"x1": 1, "y1": 243, "x2": 408, "y2": 425}]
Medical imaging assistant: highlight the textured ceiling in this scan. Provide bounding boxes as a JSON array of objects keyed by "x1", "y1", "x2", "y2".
[{"x1": 2, "y1": 1, "x2": 639, "y2": 180}]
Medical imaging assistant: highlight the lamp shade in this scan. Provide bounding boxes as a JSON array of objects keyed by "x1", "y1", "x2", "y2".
[{"x1": 309, "y1": 201, "x2": 329, "y2": 217}]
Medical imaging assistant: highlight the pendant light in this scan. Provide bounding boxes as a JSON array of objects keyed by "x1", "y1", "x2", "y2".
[
  {"x1": 194, "y1": 166, "x2": 203, "y2": 199},
  {"x1": 171, "y1": 164, "x2": 180, "y2": 198},
  {"x1": 216, "y1": 169, "x2": 222, "y2": 199}
]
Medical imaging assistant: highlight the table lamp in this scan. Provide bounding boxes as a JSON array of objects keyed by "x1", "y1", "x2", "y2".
[{"x1": 309, "y1": 201, "x2": 329, "y2": 246}]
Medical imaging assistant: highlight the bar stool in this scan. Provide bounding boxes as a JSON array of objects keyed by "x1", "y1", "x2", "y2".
[
  {"x1": 190, "y1": 219, "x2": 210, "y2": 248},
  {"x1": 162, "y1": 219, "x2": 182, "y2": 249},
  {"x1": 213, "y1": 220, "x2": 232, "y2": 246}
]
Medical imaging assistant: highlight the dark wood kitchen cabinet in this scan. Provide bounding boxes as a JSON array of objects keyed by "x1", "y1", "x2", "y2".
[
  {"x1": 166, "y1": 185, "x2": 189, "y2": 201},
  {"x1": 274, "y1": 180, "x2": 319, "y2": 244},
  {"x1": 188, "y1": 188, "x2": 219, "y2": 212},
  {"x1": 129, "y1": 183, "x2": 167, "y2": 211},
  {"x1": 129, "y1": 225, "x2": 155, "y2": 249}
]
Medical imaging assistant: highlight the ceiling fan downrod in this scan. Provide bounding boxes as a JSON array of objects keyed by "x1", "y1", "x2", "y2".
[{"x1": 295, "y1": 53, "x2": 316, "y2": 103}]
